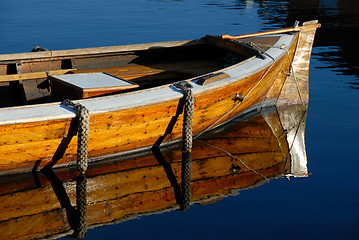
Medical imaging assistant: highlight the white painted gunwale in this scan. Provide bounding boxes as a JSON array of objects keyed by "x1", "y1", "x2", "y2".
[{"x1": 0, "y1": 34, "x2": 296, "y2": 126}]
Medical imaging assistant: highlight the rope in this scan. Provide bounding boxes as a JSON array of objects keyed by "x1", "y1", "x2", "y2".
[
  {"x1": 31, "y1": 46, "x2": 49, "y2": 52},
  {"x1": 284, "y1": 50, "x2": 306, "y2": 107},
  {"x1": 194, "y1": 54, "x2": 276, "y2": 140},
  {"x1": 197, "y1": 140, "x2": 269, "y2": 182},
  {"x1": 251, "y1": 43, "x2": 308, "y2": 176},
  {"x1": 62, "y1": 99, "x2": 90, "y2": 173},
  {"x1": 174, "y1": 81, "x2": 194, "y2": 211},
  {"x1": 249, "y1": 41, "x2": 307, "y2": 107},
  {"x1": 249, "y1": 41, "x2": 309, "y2": 177},
  {"x1": 72, "y1": 173, "x2": 87, "y2": 239}
]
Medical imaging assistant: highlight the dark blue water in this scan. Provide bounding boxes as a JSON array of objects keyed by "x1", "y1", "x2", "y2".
[{"x1": 1, "y1": 0, "x2": 358, "y2": 239}]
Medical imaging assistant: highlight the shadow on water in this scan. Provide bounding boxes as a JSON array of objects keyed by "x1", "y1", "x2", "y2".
[
  {"x1": 0, "y1": 104, "x2": 308, "y2": 239},
  {"x1": 239, "y1": 0, "x2": 359, "y2": 88}
]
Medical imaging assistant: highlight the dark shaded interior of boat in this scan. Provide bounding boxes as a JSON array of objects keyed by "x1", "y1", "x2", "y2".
[{"x1": 0, "y1": 35, "x2": 280, "y2": 108}]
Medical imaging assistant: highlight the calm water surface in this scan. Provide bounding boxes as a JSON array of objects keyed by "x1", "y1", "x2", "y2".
[{"x1": 0, "y1": 0, "x2": 358, "y2": 239}]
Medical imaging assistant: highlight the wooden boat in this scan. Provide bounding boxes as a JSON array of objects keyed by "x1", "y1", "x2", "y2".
[
  {"x1": 0, "y1": 103, "x2": 308, "y2": 239},
  {"x1": 0, "y1": 20, "x2": 319, "y2": 175}
]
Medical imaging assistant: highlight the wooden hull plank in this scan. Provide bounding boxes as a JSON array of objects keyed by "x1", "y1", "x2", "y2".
[{"x1": 0, "y1": 22, "x2": 320, "y2": 175}]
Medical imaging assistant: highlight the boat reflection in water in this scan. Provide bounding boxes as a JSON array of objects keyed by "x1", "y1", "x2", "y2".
[{"x1": 0, "y1": 104, "x2": 308, "y2": 239}]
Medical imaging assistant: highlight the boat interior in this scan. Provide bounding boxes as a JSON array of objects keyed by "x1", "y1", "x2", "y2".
[{"x1": 0, "y1": 35, "x2": 280, "y2": 108}]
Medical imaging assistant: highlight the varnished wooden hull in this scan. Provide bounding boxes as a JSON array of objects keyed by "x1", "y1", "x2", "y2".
[
  {"x1": 0, "y1": 21, "x2": 319, "y2": 175},
  {"x1": 0, "y1": 104, "x2": 308, "y2": 239}
]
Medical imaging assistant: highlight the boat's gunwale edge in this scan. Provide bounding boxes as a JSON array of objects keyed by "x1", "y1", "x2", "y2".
[{"x1": 0, "y1": 33, "x2": 296, "y2": 126}]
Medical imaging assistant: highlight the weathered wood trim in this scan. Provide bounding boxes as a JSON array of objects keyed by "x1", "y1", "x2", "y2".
[
  {"x1": 0, "y1": 40, "x2": 201, "y2": 63},
  {"x1": 276, "y1": 20, "x2": 320, "y2": 106},
  {"x1": 0, "y1": 69, "x2": 76, "y2": 82}
]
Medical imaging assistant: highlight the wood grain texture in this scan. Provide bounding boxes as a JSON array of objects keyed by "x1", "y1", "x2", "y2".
[
  {"x1": 277, "y1": 21, "x2": 320, "y2": 105},
  {"x1": 0, "y1": 41, "x2": 295, "y2": 175},
  {"x1": 0, "y1": 40, "x2": 199, "y2": 62},
  {"x1": 0, "y1": 107, "x2": 301, "y2": 239},
  {"x1": 0, "y1": 69, "x2": 75, "y2": 82},
  {"x1": 0, "y1": 23, "x2": 319, "y2": 175}
]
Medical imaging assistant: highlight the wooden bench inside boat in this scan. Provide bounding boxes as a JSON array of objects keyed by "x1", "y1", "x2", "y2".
[{"x1": 49, "y1": 72, "x2": 139, "y2": 101}]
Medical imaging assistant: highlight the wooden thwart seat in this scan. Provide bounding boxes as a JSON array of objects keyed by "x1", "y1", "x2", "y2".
[{"x1": 49, "y1": 72, "x2": 139, "y2": 101}]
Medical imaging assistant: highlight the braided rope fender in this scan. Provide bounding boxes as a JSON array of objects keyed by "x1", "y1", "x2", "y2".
[
  {"x1": 174, "y1": 81, "x2": 194, "y2": 211},
  {"x1": 62, "y1": 99, "x2": 90, "y2": 173},
  {"x1": 73, "y1": 173, "x2": 87, "y2": 239}
]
